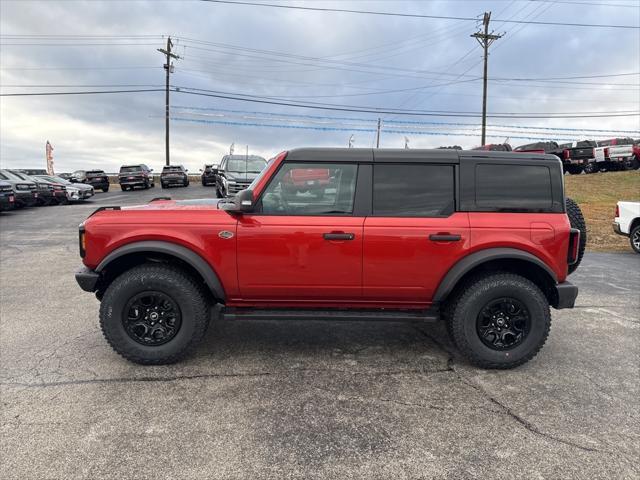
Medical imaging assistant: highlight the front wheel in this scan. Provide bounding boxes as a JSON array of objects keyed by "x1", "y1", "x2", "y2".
[
  {"x1": 630, "y1": 225, "x2": 640, "y2": 254},
  {"x1": 99, "y1": 264, "x2": 210, "y2": 365},
  {"x1": 448, "y1": 273, "x2": 551, "y2": 369}
]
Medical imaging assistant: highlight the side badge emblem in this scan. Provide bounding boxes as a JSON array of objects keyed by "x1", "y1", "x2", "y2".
[{"x1": 218, "y1": 230, "x2": 234, "y2": 239}]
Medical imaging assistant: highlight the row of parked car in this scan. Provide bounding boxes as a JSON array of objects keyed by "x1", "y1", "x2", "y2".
[
  {"x1": 472, "y1": 137, "x2": 640, "y2": 174},
  {"x1": 0, "y1": 169, "x2": 95, "y2": 212}
]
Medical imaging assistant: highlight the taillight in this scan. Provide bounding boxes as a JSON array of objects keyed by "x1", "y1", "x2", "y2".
[
  {"x1": 568, "y1": 228, "x2": 580, "y2": 265},
  {"x1": 615, "y1": 204, "x2": 619, "y2": 217},
  {"x1": 592, "y1": 147, "x2": 596, "y2": 157},
  {"x1": 604, "y1": 147, "x2": 610, "y2": 158},
  {"x1": 563, "y1": 149, "x2": 569, "y2": 159}
]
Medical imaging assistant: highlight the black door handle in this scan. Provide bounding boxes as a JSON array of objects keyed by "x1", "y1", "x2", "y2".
[
  {"x1": 429, "y1": 234, "x2": 461, "y2": 242},
  {"x1": 323, "y1": 232, "x2": 355, "y2": 241}
]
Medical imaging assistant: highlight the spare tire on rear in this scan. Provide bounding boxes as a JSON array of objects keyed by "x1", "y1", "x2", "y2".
[{"x1": 565, "y1": 197, "x2": 586, "y2": 275}]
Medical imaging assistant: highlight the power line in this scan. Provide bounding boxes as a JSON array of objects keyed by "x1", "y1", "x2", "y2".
[
  {"x1": 0, "y1": 89, "x2": 164, "y2": 97},
  {"x1": 171, "y1": 87, "x2": 640, "y2": 118},
  {"x1": 173, "y1": 106, "x2": 640, "y2": 134},
  {"x1": 201, "y1": 0, "x2": 640, "y2": 29}
]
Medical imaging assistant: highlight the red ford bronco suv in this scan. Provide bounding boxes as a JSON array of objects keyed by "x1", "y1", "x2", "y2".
[{"x1": 75, "y1": 148, "x2": 586, "y2": 369}]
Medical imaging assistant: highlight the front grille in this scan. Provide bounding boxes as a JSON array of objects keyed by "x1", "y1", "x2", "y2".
[
  {"x1": 0, "y1": 186, "x2": 12, "y2": 192},
  {"x1": 228, "y1": 180, "x2": 251, "y2": 194},
  {"x1": 16, "y1": 184, "x2": 30, "y2": 191}
]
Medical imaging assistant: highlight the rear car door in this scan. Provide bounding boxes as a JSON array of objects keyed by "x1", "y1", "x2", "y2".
[
  {"x1": 363, "y1": 158, "x2": 470, "y2": 306},
  {"x1": 236, "y1": 160, "x2": 365, "y2": 302}
]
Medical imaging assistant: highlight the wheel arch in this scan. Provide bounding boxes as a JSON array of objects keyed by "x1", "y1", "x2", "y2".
[
  {"x1": 434, "y1": 248, "x2": 559, "y2": 307},
  {"x1": 629, "y1": 216, "x2": 640, "y2": 233},
  {"x1": 95, "y1": 241, "x2": 226, "y2": 301}
]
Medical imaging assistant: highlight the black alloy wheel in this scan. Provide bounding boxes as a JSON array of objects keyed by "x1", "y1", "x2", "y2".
[
  {"x1": 123, "y1": 291, "x2": 182, "y2": 346},
  {"x1": 476, "y1": 298, "x2": 531, "y2": 350},
  {"x1": 630, "y1": 225, "x2": 640, "y2": 254}
]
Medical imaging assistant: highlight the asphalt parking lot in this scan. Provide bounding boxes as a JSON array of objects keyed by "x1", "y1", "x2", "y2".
[{"x1": 1, "y1": 184, "x2": 638, "y2": 479}]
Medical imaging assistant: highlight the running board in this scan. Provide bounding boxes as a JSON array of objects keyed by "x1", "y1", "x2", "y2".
[{"x1": 221, "y1": 307, "x2": 439, "y2": 322}]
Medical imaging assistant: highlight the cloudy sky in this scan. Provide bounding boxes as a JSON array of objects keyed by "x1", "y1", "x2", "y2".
[{"x1": 1, "y1": 0, "x2": 639, "y2": 173}]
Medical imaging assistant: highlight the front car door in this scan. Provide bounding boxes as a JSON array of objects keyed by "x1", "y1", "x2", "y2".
[
  {"x1": 236, "y1": 159, "x2": 366, "y2": 304},
  {"x1": 363, "y1": 157, "x2": 470, "y2": 308}
]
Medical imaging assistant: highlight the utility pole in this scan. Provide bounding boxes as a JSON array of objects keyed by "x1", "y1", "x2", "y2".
[
  {"x1": 471, "y1": 12, "x2": 502, "y2": 146},
  {"x1": 376, "y1": 118, "x2": 381, "y2": 148},
  {"x1": 157, "y1": 37, "x2": 180, "y2": 166}
]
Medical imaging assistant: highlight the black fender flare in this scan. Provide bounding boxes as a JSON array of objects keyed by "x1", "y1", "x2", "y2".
[
  {"x1": 96, "y1": 240, "x2": 226, "y2": 301},
  {"x1": 432, "y1": 248, "x2": 558, "y2": 303}
]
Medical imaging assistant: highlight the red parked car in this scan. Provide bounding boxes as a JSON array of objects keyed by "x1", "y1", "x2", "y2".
[{"x1": 75, "y1": 148, "x2": 585, "y2": 369}]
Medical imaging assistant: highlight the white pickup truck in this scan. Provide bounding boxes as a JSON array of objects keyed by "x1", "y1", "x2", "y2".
[
  {"x1": 614, "y1": 201, "x2": 640, "y2": 253},
  {"x1": 598, "y1": 138, "x2": 639, "y2": 171}
]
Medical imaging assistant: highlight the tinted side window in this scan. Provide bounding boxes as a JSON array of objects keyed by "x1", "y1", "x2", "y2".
[
  {"x1": 373, "y1": 164, "x2": 454, "y2": 217},
  {"x1": 260, "y1": 162, "x2": 358, "y2": 215},
  {"x1": 476, "y1": 164, "x2": 552, "y2": 211}
]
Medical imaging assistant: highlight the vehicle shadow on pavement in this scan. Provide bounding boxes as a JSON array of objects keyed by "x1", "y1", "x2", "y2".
[{"x1": 197, "y1": 318, "x2": 454, "y2": 373}]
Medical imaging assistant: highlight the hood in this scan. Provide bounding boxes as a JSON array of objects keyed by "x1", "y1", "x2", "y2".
[
  {"x1": 225, "y1": 170, "x2": 260, "y2": 181},
  {"x1": 73, "y1": 183, "x2": 94, "y2": 191},
  {"x1": 123, "y1": 197, "x2": 223, "y2": 211}
]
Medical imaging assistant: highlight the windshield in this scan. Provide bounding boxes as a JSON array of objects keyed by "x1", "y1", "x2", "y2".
[
  {"x1": 8, "y1": 171, "x2": 33, "y2": 181},
  {"x1": 227, "y1": 158, "x2": 267, "y2": 173},
  {"x1": 0, "y1": 170, "x2": 26, "y2": 181},
  {"x1": 120, "y1": 166, "x2": 141, "y2": 173},
  {"x1": 38, "y1": 175, "x2": 70, "y2": 185}
]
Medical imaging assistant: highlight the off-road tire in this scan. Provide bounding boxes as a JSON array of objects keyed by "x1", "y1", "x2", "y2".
[
  {"x1": 567, "y1": 165, "x2": 583, "y2": 175},
  {"x1": 449, "y1": 273, "x2": 551, "y2": 369},
  {"x1": 565, "y1": 197, "x2": 586, "y2": 274},
  {"x1": 630, "y1": 225, "x2": 640, "y2": 254},
  {"x1": 99, "y1": 264, "x2": 209, "y2": 365}
]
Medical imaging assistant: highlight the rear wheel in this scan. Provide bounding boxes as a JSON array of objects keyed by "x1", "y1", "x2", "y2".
[
  {"x1": 583, "y1": 162, "x2": 598, "y2": 174},
  {"x1": 120, "y1": 185, "x2": 127, "y2": 191},
  {"x1": 102, "y1": 186, "x2": 109, "y2": 193},
  {"x1": 628, "y1": 156, "x2": 639, "y2": 170},
  {"x1": 448, "y1": 273, "x2": 551, "y2": 369},
  {"x1": 567, "y1": 165, "x2": 583, "y2": 175},
  {"x1": 99, "y1": 264, "x2": 210, "y2": 365},
  {"x1": 630, "y1": 225, "x2": 640, "y2": 254},
  {"x1": 565, "y1": 197, "x2": 586, "y2": 274}
]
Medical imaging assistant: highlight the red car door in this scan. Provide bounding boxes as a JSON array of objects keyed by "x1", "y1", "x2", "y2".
[
  {"x1": 236, "y1": 162, "x2": 364, "y2": 303},
  {"x1": 363, "y1": 163, "x2": 470, "y2": 307}
]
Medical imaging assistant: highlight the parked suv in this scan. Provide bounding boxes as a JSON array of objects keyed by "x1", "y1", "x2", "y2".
[
  {"x1": 75, "y1": 148, "x2": 584, "y2": 369},
  {"x1": 160, "y1": 165, "x2": 189, "y2": 188},
  {"x1": 201, "y1": 164, "x2": 218, "y2": 186},
  {"x1": 118, "y1": 164, "x2": 154, "y2": 191},
  {"x1": 0, "y1": 181, "x2": 15, "y2": 211},
  {"x1": 0, "y1": 169, "x2": 38, "y2": 207},
  {"x1": 214, "y1": 154, "x2": 267, "y2": 197},
  {"x1": 72, "y1": 169, "x2": 110, "y2": 192}
]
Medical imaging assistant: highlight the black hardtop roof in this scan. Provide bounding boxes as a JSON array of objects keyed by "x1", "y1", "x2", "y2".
[{"x1": 284, "y1": 147, "x2": 560, "y2": 165}]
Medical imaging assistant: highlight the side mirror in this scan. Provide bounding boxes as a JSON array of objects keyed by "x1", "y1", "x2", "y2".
[
  {"x1": 221, "y1": 189, "x2": 254, "y2": 214},
  {"x1": 150, "y1": 168, "x2": 154, "y2": 172},
  {"x1": 199, "y1": 169, "x2": 203, "y2": 172},
  {"x1": 185, "y1": 169, "x2": 189, "y2": 172}
]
